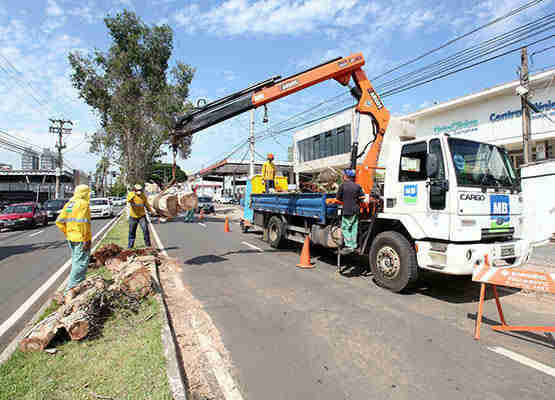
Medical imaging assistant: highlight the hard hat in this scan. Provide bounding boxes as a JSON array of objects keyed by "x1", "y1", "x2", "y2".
[
  {"x1": 267, "y1": 153, "x2": 274, "y2": 160},
  {"x1": 134, "y1": 184, "x2": 143, "y2": 191},
  {"x1": 343, "y1": 169, "x2": 356, "y2": 178}
]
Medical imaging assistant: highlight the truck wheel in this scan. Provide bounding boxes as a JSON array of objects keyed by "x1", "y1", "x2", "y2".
[
  {"x1": 267, "y1": 216, "x2": 284, "y2": 248},
  {"x1": 369, "y1": 231, "x2": 418, "y2": 293}
]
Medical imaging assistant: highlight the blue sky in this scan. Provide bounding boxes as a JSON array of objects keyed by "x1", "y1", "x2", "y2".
[{"x1": 0, "y1": 0, "x2": 553, "y2": 176}]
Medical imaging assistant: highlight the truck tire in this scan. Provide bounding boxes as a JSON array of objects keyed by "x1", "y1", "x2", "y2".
[
  {"x1": 267, "y1": 216, "x2": 284, "y2": 248},
  {"x1": 369, "y1": 231, "x2": 418, "y2": 293}
]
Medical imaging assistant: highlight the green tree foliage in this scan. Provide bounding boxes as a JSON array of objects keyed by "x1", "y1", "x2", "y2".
[
  {"x1": 68, "y1": 10, "x2": 194, "y2": 184},
  {"x1": 147, "y1": 162, "x2": 187, "y2": 187},
  {"x1": 109, "y1": 182, "x2": 127, "y2": 197}
]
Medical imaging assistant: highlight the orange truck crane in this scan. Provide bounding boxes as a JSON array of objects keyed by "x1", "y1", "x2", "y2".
[
  {"x1": 174, "y1": 53, "x2": 390, "y2": 196},
  {"x1": 173, "y1": 54, "x2": 528, "y2": 293}
]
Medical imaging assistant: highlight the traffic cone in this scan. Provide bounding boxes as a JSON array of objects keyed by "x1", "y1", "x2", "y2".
[
  {"x1": 199, "y1": 209, "x2": 204, "y2": 221},
  {"x1": 224, "y1": 216, "x2": 231, "y2": 233},
  {"x1": 296, "y1": 236, "x2": 314, "y2": 269}
]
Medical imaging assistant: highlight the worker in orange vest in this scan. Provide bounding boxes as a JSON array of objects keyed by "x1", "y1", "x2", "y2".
[{"x1": 262, "y1": 153, "x2": 276, "y2": 193}]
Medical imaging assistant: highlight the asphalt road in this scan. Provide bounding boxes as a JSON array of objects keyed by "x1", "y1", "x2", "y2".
[
  {"x1": 0, "y1": 211, "x2": 120, "y2": 353},
  {"x1": 154, "y1": 217, "x2": 555, "y2": 400}
]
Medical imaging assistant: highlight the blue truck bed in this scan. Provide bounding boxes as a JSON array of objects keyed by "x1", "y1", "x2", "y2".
[{"x1": 250, "y1": 192, "x2": 339, "y2": 224}]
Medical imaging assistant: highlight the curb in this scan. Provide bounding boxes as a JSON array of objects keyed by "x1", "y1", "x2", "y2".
[
  {"x1": 0, "y1": 212, "x2": 123, "y2": 365},
  {"x1": 148, "y1": 216, "x2": 188, "y2": 400}
]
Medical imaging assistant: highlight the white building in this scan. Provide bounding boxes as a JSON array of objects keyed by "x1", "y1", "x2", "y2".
[
  {"x1": 40, "y1": 148, "x2": 57, "y2": 170},
  {"x1": 402, "y1": 69, "x2": 555, "y2": 169},
  {"x1": 292, "y1": 68, "x2": 555, "y2": 175}
]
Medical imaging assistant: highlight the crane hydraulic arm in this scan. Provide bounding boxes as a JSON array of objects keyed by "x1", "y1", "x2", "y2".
[{"x1": 174, "y1": 53, "x2": 390, "y2": 194}]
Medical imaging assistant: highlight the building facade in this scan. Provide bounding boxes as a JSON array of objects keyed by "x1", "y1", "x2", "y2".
[
  {"x1": 402, "y1": 69, "x2": 555, "y2": 169},
  {"x1": 40, "y1": 148, "x2": 57, "y2": 170},
  {"x1": 21, "y1": 148, "x2": 39, "y2": 170},
  {"x1": 292, "y1": 69, "x2": 555, "y2": 175}
]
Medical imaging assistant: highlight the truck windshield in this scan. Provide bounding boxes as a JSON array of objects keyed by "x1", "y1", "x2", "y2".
[{"x1": 447, "y1": 138, "x2": 517, "y2": 188}]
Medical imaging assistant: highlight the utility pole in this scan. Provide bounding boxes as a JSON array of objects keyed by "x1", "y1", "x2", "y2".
[
  {"x1": 520, "y1": 47, "x2": 532, "y2": 165},
  {"x1": 249, "y1": 109, "x2": 255, "y2": 178},
  {"x1": 49, "y1": 119, "x2": 72, "y2": 199}
]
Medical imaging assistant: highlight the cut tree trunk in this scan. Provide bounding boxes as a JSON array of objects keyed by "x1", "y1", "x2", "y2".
[
  {"x1": 116, "y1": 262, "x2": 153, "y2": 298},
  {"x1": 19, "y1": 314, "x2": 61, "y2": 352},
  {"x1": 60, "y1": 310, "x2": 89, "y2": 340}
]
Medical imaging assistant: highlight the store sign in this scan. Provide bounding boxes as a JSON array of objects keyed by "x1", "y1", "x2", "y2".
[
  {"x1": 433, "y1": 119, "x2": 478, "y2": 135},
  {"x1": 489, "y1": 99, "x2": 555, "y2": 122}
]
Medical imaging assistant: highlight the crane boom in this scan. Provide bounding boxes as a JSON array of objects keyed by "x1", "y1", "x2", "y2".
[{"x1": 173, "y1": 53, "x2": 390, "y2": 194}]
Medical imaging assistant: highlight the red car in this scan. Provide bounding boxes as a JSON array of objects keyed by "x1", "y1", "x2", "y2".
[{"x1": 0, "y1": 202, "x2": 48, "y2": 230}]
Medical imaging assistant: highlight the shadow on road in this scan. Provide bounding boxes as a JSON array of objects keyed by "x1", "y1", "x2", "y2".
[
  {"x1": 0, "y1": 240, "x2": 68, "y2": 263},
  {"x1": 466, "y1": 313, "x2": 555, "y2": 349}
]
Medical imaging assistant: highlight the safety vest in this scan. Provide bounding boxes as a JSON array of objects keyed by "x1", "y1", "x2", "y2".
[
  {"x1": 56, "y1": 198, "x2": 92, "y2": 242},
  {"x1": 127, "y1": 192, "x2": 148, "y2": 218},
  {"x1": 262, "y1": 161, "x2": 276, "y2": 181}
]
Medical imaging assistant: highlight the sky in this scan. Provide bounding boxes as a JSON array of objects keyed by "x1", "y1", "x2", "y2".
[{"x1": 0, "y1": 0, "x2": 553, "y2": 176}]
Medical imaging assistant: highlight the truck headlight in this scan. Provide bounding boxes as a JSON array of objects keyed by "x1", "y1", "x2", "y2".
[{"x1": 466, "y1": 249, "x2": 473, "y2": 261}]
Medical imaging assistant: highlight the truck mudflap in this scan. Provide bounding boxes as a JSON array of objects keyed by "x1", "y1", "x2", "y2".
[{"x1": 415, "y1": 240, "x2": 533, "y2": 275}]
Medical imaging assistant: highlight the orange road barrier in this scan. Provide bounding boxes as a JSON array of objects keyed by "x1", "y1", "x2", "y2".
[
  {"x1": 473, "y1": 255, "x2": 555, "y2": 340},
  {"x1": 224, "y1": 216, "x2": 231, "y2": 233},
  {"x1": 296, "y1": 236, "x2": 315, "y2": 269}
]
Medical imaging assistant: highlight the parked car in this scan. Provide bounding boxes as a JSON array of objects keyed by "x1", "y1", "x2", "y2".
[
  {"x1": 220, "y1": 196, "x2": 233, "y2": 204},
  {"x1": 90, "y1": 198, "x2": 114, "y2": 218},
  {"x1": 114, "y1": 197, "x2": 126, "y2": 206},
  {"x1": 43, "y1": 199, "x2": 70, "y2": 221},
  {"x1": 0, "y1": 202, "x2": 48, "y2": 230},
  {"x1": 197, "y1": 196, "x2": 215, "y2": 214}
]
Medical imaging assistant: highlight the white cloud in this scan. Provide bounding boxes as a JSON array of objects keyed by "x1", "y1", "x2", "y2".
[
  {"x1": 173, "y1": 0, "x2": 370, "y2": 36},
  {"x1": 46, "y1": 0, "x2": 64, "y2": 17}
]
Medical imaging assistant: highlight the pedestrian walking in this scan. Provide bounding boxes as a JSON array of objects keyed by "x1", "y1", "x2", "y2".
[
  {"x1": 262, "y1": 153, "x2": 276, "y2": 193},
  {"x1": 127, "y1": 184, "x2": 153, "y2": 248},
  {"x1": 55, "y1": 184, "x2": 92, "y2": 296},
  {"x1": 336, "y1": 169, "x2": 365, "y2": 254}
]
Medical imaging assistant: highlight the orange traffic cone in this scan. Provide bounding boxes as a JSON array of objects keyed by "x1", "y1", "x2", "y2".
[
  {"x1": 199, "y1": 209, "x2": 204, "y2": 221},
  {"x1": 296, "y1": 236, "x2": 314, "y2": 269},
  {"x1": 224, "y1": 216, "x2": 231, "y2": 233}
]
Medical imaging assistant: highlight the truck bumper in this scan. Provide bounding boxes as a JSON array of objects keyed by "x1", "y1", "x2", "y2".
[{"x1": 415, "y1": 239, "x2": 532, "y2": 275}]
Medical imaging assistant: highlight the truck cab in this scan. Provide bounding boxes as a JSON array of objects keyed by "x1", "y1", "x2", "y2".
[{"x1": 379, "y1": 134, "x2": 529, "y2": 276}]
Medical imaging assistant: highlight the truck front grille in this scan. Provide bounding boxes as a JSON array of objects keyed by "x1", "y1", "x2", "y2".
[{"x1": 481, "y1": 227, "x2": 514, "y2": 241}]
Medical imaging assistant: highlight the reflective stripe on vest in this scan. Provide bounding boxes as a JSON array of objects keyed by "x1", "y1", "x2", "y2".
[{"x1": 57, "y1": 218, "x2": 90, "y2": 223}]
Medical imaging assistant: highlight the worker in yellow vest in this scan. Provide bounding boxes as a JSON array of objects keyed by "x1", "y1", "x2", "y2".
[
  {"x1": 262, "y1": 153, "x2": 276, "y2": 193},
  {"x1": 56, "y1": 184, "x2": 92, "y2": 295},
  {"x1": 127, "y1": 184, "x2": 154, "y2": 248}
]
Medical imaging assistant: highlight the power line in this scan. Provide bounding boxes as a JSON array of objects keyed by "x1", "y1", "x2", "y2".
[
  {"x1": 371, "y1": 0, "x2": 547, "y2": 81},
  {"x1": 376, "y1": 13, "x2": 555, "y2": 92}
]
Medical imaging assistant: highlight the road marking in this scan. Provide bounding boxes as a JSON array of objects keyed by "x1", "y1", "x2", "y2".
[
  {"x1": 198, "y1": 222, "x2": 207, "y2": 227},
  {"x1": 28, "y1": 230, "x2": 44, "y2": 237},
  {"x1": 0, "y1": 213, "x2": 120, "y2": 340},
  {"x1": 242, "y1": 241, "x2": 263, "y2": 252},
  {"x1": 488, "y1": 346, "x2": 555, "y2": 377}
]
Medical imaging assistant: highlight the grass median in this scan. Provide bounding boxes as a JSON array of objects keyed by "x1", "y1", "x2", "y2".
[{"x1": 0, "y1": 215, "x2": 172, "y2": 400}]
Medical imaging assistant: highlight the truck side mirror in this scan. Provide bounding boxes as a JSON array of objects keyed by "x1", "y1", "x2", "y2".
[{"x1": 426, "y1": 154, "x2": 439, "y2": 179}]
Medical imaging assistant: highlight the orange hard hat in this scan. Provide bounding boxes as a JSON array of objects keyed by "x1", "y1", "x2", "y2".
[{"x1": 267, "y1": 153, "x2": 274, "y2": 160}]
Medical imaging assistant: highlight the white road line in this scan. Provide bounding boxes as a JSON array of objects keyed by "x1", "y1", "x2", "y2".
[
  {"x1": 241, "y1": 241, "x2": 263, "y2": 252},
  {"x1": 198, "y1": 222, "x2": 207, "y2": 227},
  {"x1": 488, "y1": 346, "x2": 555, "y2": 378},
  {"x1": 28, "y1": 230, "x2": 44, "y2": 237},
  {"x1": 0, "y1": 213, "x2": 120, "y2": 339}
]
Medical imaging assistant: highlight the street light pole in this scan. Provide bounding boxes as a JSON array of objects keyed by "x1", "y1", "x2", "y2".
[
  {"x1": 49, "y1": 119, "x2": 73, "y2": 199},
  {"x1": 520, "y1": 47, "x2": 532, "y2": 165}
]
